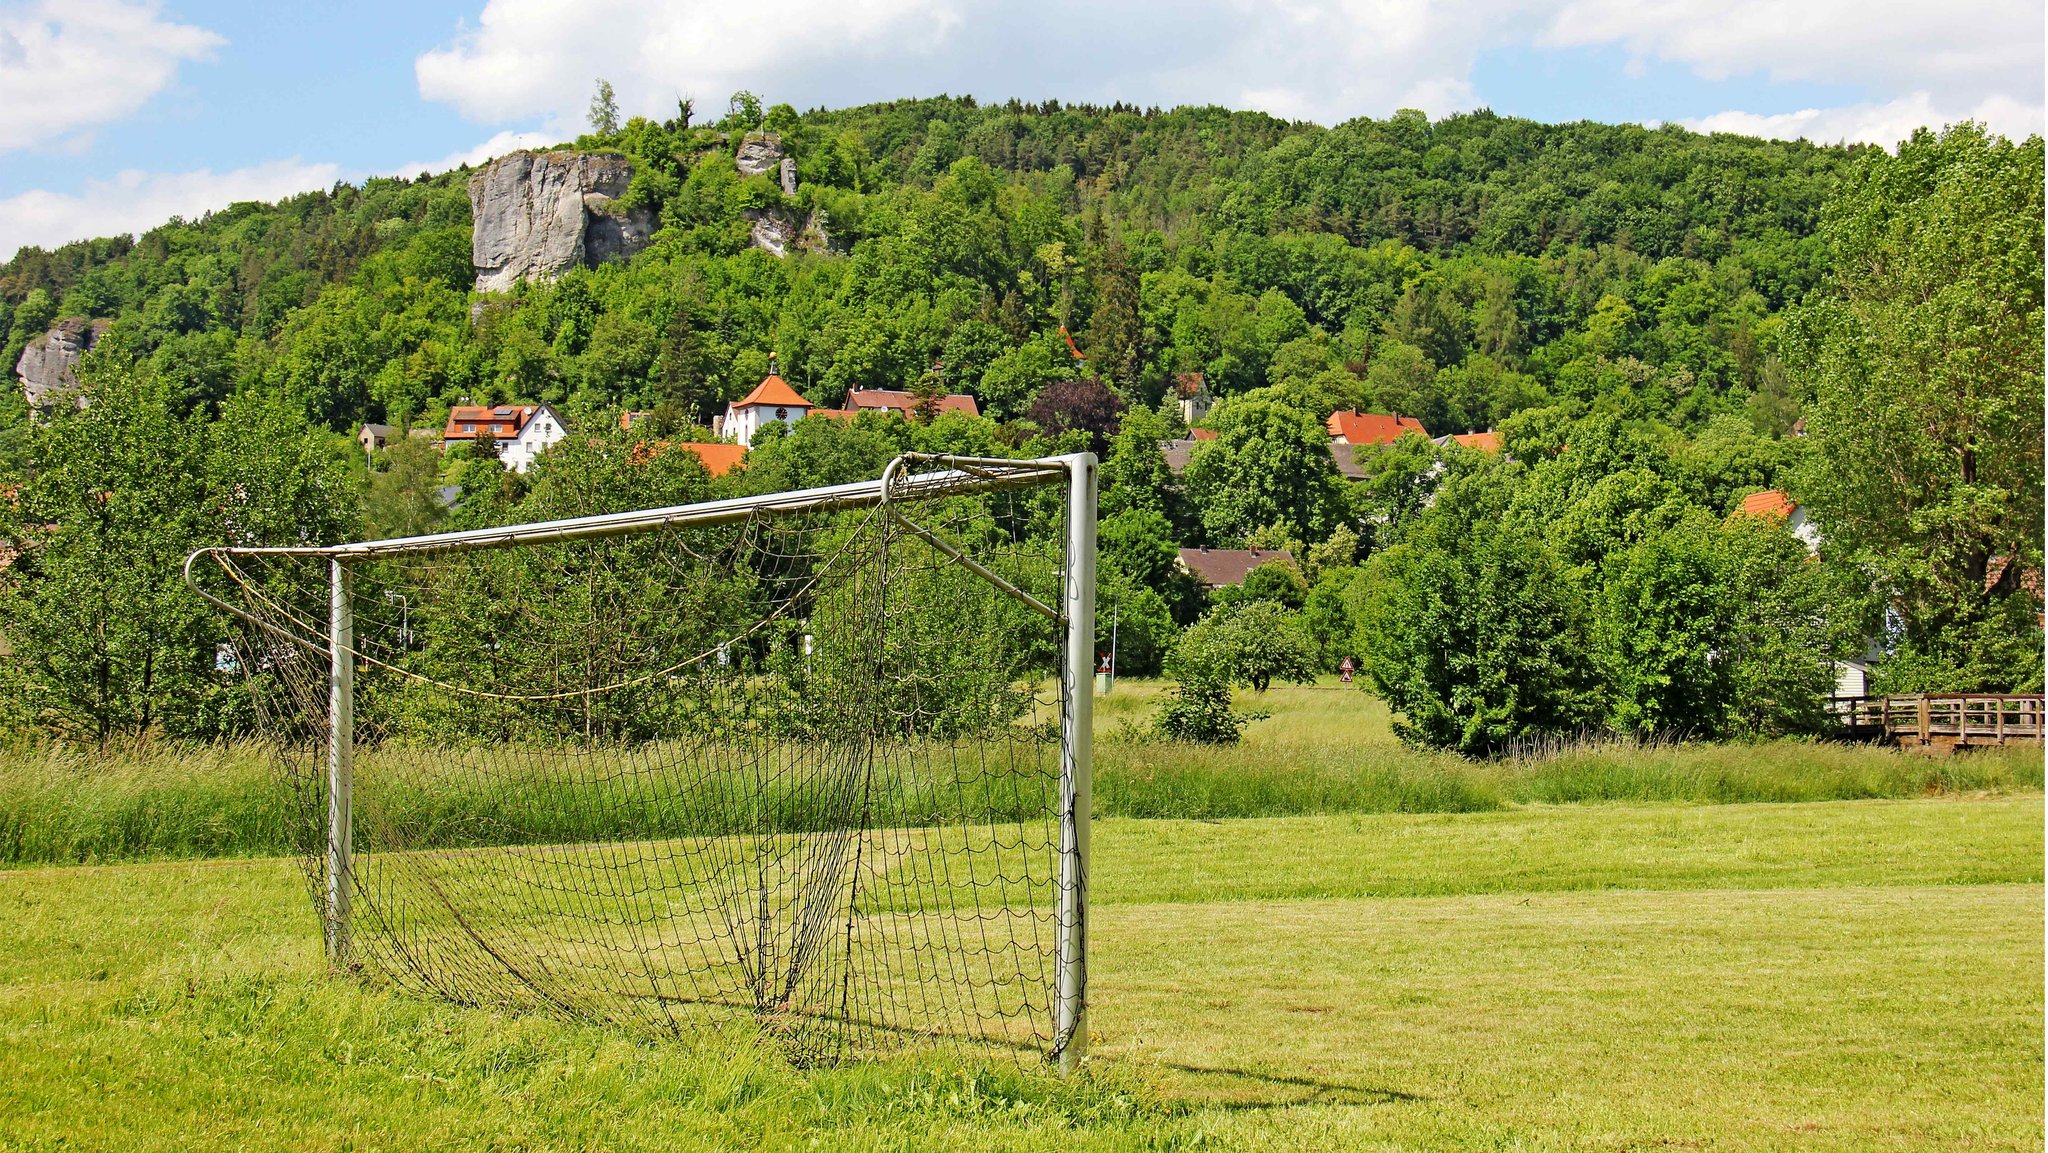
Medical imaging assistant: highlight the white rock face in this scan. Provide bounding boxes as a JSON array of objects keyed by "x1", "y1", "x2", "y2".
[
  {"x1": 734, "y1": 132, "x2": 784, "y2": 178},
  {"x1": 469, "y1": 151, "x2": 655, "y2": 293},
  {"x1": 745, "y1": 210, "x2": 831, "y2": 259},
  {"x1": 16, "y1": 318, "x2": 111, "y2": 410}
]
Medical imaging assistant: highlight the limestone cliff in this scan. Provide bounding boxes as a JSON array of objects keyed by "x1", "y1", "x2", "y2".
[
  {"x1": 734, "y1": 131, "x2": 784, "y2": 178},
  {"x1": 469, "y1": 151, "x2": 655, "y2": 293},
  {"x1": 16, "y1": 317, "x2": 111, "y2": 410}
]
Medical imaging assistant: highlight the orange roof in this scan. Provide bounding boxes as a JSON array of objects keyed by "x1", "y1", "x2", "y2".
[
  {"x1": 443, "y1": 405, "x2": 535, "y2": 441},
  {"x1": 1448, "y1": 430, "x2": 1501, "y2": 453},
  {"x1": 672, "y1": 442, "x2": 746, "y2": 476},
  {"x1": 1737, "y1": 490, "x2": 1797, "y2": 520},
  {"x1": 1188, "y1": 427, "x2": 1217, "y2": 441},
  {"x1": 1327, "y1": 410, "x2": 1426, "y2": 446},
  {"x1": 733, "y1": 373, "x2": 811, "y2": 410},
  {"x1": 628, "y1": 441, "x2": 747, "y2": 476}
]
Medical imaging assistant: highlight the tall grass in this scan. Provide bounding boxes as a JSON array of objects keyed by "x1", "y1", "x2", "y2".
[{"x1": 2, "y1": 682, "x2": 2039, "y2": 867}]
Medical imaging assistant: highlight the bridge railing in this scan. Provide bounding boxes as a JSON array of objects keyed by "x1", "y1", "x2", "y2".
[{"x1": 1827, "y1": 694, "x2": 2045, "y2": 745}]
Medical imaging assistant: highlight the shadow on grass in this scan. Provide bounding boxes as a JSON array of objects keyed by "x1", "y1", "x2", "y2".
[{"x1": 1155, "y1": 1059, "x2": 1427, "y2": 1109}]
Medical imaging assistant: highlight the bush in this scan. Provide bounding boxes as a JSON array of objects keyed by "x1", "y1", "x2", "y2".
[{"x1": 1153, "y1": 676, "x2": 1262, "y2": 744}]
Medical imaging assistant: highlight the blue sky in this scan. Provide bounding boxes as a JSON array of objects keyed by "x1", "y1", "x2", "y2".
[{"x1": 1, "y1": 0, "x2": 2040, "y2": 255}]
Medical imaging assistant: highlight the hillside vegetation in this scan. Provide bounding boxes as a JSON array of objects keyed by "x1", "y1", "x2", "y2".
[{"x1": 0, "y1": 97, "x2": 2039, "y2": 749}]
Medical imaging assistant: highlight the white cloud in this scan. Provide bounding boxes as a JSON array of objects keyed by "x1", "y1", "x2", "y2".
[
  {"x1": 0, "y1": 0, "x2": 223, "y2": 152},
  {"x1": 385, "y1": 129, "x2": 563, "y2": 178},
  {"x1": 1544, "y1": 0, "x2": 2044, "y2": 142},
  {"x1": 410, "y1": 0, "x2": 2043, "y2": 139},
  {"x1": 413, "y1": 0, "x2": 1535, "y2": 129},
  {"x1": 1685, "y1": 92, "x2": 2044, "y2": 149},
  {"x1": 0, "y1": 160, "x2": 341, "y2": 256},
  {"x1": 1543, "y1": 0, "x2": 2041, "y2": 96},
  {"x1": 416, "y1": 0, "x2": 961, "y2": 130}
]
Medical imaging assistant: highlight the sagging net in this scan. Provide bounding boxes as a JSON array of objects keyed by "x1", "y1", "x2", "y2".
[{"x1": 190, "y1": 460, "x2": 1083, "y2": 1066}]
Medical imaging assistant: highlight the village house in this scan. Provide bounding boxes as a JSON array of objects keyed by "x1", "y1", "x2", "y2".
[
  {"x1": 1160, "y1": 429, "x2": 1218, "y2": 476},
  {"x1": 441, "y1": 403, "x2": 569, "y2": 473},
  {"x1": 825, "y1": 387, "x2": 981, "y2": 420},
  {"x1": 1175, "y1": 546, "x2": 1297, "y2": 589},
  {"x1": 1736, "y1": 489, "x2": 1822, "y2": 552},
  {"x1": 1326, "y1": 410, "x2": 1426, "y2": 447},
  {"x1": 1434, "y1": 430, "x2": 1503, "y2": 454},
  {"x1": 1175, "y1": 373, "x2": 1212, "y2": 427},
  {"x1": 721, "y1": 357, "x2": 812, "y2": 447}
]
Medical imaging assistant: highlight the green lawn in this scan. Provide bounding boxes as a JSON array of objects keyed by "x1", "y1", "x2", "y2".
[{"x1": 2, "y1": 795, "x2": 2039, "y2": 1150}]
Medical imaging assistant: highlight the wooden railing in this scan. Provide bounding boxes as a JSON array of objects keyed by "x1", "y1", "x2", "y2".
[{"x1": 1827, "y1": 694, "x2": 2045, "y2": 751}]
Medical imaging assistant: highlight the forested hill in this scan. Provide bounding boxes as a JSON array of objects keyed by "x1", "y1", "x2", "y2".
[
  {"x1": 2, "y1": 97, "x2": 2038, "y2": 749},
  {"x1": 1, "y1": 98, "x2": 1860, "y2": 450}
]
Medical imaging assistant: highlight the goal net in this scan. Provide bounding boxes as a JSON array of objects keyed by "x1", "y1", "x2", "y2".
[{"x1": 185, "y1": 452, "x2": 1095, "y2": 1067}]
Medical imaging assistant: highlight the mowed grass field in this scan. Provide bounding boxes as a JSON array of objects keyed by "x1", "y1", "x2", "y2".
[{"x1": 2, "y1": 794, "x2": 2040, "y2": 1151}]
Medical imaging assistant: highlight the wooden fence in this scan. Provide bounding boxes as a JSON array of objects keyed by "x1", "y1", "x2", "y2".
[{"x1": 1827, "y1": 694, "x2": 2045, "y2": 753}]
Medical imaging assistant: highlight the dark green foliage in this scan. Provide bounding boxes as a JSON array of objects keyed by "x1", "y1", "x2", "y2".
[
  {"x1": 1183, "y1": 397, "x2": 1344, "y2": 546},
  {"x1": 1353, "y1": 517, "x2": 1606, "y2": 755},
  {"x1": 1785, "y1": 125, "x2": 2045, "y2": 691},
  {"x1": 0, "y1": 364, "x2": 354, "y2": 741}
]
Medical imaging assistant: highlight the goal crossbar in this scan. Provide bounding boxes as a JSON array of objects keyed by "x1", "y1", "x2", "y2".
[{"x1": 187, "y1": 453, "x2": 1073, "y2": 564}]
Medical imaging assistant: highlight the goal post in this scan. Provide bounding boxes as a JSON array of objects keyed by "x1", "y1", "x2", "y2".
[{"x1": 186, "y1": 452, "x2": 1095, "y2": 1067}]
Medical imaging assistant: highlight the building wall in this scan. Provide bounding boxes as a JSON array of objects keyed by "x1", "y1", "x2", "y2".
[
  {"x1": 500, "y1": 408, "x2": 566, "y2": 473},
  {"x1": 728, "y1": 402, "x2": 806, "y2": 447}
]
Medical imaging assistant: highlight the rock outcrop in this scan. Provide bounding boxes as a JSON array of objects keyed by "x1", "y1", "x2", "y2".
[
  {"x1": 745, "y1": 209, "x2": 831, "y2": 259},
  {"x1": 469, "y1": 151, "x2": 655, "y2": 293},
  {"x1": 734, "y1": 131, "x2": 784, "y2": 178},
  {"x1": 16, "y1": 317, "x2": 111, "y2": 410}
]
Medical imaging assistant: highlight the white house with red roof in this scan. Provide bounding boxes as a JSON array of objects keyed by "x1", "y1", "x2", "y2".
[
  {"x1": 723, "y1": 356, "x2": 812, "y2": 447},
  {"x1": 441, "y1": 403, "x2": 569, "y2": 473},
  {"x1": 1736, "y1": 489, "x2": 1821, "y2": 552}
]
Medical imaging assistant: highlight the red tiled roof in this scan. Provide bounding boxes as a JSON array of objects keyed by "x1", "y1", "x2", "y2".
[
  {"x1": 443, "y1": 405, "x2": 535, "y2": 441},
  {"x1": 842, "y1": 389, "x2": 981, "y2": 418},
  {"x1": 1176, "y1": 547, "x2": 1297, "y2": 588},
  {"x1": 1447, "y1": 430, "x2": 1501, "y2": 453},
  {"x1": 1188, "y1": 427, "x2": 1217, "y2": 441},
  {"x1": 628, "y1": 441, "x2": 747, "y2": 476},
  {"x1": 733, "y1": 373, "x2": 811, "y2": 410},
  {"x1": 672, "y1": 442, "x2": 747, "y2": 476},
  {"x1": 1737, "y1": 490, "x2": 1797, "y2": 520},
  {"x1": 1326, "y1": 410, "x2": 1426, "y2": 446}
]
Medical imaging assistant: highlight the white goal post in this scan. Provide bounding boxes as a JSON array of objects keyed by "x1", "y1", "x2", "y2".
[{"x1": 186, "y1": 452, "x2": 1095, "y2": 1068}]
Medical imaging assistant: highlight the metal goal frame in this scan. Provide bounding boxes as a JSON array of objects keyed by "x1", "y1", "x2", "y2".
[{"x1": 184, "y1": 452, "x2": 1095, "y2": 1067}]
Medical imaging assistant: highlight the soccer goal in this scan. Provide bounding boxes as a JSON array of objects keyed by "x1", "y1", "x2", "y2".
[{"x1": 184, "y1": 452, "x2": 1096, "y2": 1068}]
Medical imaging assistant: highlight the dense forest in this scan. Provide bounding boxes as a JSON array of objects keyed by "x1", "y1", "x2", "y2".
[{"x1": 0, "y1": 95, "x2": 2039, "y2": 751}]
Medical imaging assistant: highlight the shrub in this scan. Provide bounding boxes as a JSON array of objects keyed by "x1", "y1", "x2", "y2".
[{"x1": 1153, "y1": 676, "x2": 1261, "y2": 744}]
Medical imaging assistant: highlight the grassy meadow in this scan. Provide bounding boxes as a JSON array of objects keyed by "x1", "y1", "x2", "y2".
[
  {"x1": 2, "y1": 679, "x2": 2040, "y2": 867},
  {"x1": 1, "y1": 796, "x2": 2039, "y2": 1150},
  {"x1": 1, "y1": 682, "x2": 2041, "y2": 1148}
]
